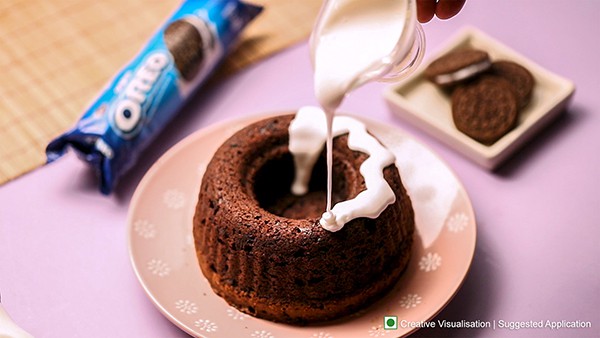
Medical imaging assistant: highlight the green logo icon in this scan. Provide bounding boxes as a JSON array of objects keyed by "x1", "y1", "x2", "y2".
[{"x1": 384, "y1": 316, "x2": 398, "y2": 330}]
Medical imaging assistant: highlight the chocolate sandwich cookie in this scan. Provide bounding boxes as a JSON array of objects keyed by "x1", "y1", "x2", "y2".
[
  {"x1": 491, "y1": 60, "x2": 535, "y2": 109},
  {"x1": 164, "y1": 19, "x2": 205, "y2": 81},
  {"x1": 451, "y1": 75, "x2": 518, "y2": 144},
  {"x1": 425, "y1": 49, "x2": 492, "y2": 87}
]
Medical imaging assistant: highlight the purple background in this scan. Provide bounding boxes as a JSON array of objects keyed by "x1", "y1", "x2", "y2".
[{"x1": 1, "y1": 1, "x2": 599, "y2": 337}]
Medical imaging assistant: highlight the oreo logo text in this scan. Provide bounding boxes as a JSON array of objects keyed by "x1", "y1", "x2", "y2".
[{"x1": 112, "y1": 52, "x2": 169, "y2": 138}]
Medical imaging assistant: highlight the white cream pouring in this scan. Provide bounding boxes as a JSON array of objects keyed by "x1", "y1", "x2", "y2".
[
  {"x1": 289, "y1": 106, "x2": 397, "y2": 232},
  {"x1": 0, "y1": 303, "x2": 34, "y2": 338},
  {"x1": 311, "y1": 0, "x2": 415, "y2": 113},
  {"x1": 287, "y1": 0, "x2": 417, "y2": 231}
]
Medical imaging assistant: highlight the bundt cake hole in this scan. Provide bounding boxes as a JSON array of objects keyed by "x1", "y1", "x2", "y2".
[{"x1": 252, "y1": 152, "x2": 349, "y2": 220}]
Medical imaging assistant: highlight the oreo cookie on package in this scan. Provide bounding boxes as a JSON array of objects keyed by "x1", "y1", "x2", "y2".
[{"x1": 46, "y1": 0, "x2": 262, "y2": 194}]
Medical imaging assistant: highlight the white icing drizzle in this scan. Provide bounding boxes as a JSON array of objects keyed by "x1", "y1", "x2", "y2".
[
  {"x1": 290, "y1": 0, "x2": 418, "y2": 231},
  {"x1": 289, "y1": 106, "x2": 397, "y2": 232}
]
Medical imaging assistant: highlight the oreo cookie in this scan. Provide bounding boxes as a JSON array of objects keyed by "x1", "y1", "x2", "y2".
[
  {"x1": 424, "y1": 49, "x2": 491, "y2": 87},
  {"x1": 164, "y1": 19, "x2": 206, "y2": 81},
  {"x1": 425, "y1": 48, "x2": 537, "y2": 145},
  {"x1": 491, "y1": 60, "x2": 535, "y2": 109},
  {"x1": 451, "y1": 75, "x2": 518, "y2": 144}
]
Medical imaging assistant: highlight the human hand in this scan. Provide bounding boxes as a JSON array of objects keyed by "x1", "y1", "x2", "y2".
[{"x1": 417, "y1": 0, "x2": 466, "y2": 23}]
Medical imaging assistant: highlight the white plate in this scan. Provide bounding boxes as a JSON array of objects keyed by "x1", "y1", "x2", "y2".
[
  {"x1": 128, "y1": 113, "x2": 476, "y2": 337},
  {"x1": 384, "y1": 26, "x2": 575, "y2": 169}
]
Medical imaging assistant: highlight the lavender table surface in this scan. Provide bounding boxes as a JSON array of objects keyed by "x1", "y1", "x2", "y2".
[{"x1": 1, "y1": 1, "x2": 599, "y2": 337}]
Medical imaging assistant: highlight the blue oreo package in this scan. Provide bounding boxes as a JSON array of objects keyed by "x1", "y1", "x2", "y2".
[{"x1": 46, "y1": 0, "x2": 262, "y2": 194}]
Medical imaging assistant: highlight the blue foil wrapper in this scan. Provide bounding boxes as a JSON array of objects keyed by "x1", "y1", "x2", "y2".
[{"x1": 46, "y1": 0, "x2": 262, "y2": 194}]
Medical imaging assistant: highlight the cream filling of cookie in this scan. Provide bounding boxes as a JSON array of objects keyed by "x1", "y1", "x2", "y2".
[
  {"x1": 289, "y1": 106, "x2": 397, "y2": 232},
  {"x1": 434, "y1": 60, "x2": 491, "y2": 85}
]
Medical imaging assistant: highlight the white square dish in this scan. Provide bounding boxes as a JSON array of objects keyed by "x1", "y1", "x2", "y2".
[{"x1": 384, "y1": 26, "x2": 575, "y2": 170}]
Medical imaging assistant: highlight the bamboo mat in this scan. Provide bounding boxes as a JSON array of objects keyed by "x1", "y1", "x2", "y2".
[{"x1": 0, "y1": 0, "x2": 322, "y2": 185}]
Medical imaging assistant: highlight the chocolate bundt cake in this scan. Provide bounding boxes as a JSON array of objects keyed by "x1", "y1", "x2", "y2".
[{"x1": 193, "y1": 113, "x2": 414, "y2": 324}]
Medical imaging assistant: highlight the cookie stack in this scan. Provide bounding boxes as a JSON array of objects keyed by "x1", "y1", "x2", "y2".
[{"x1": 424, "y1": 49, "x2": 535, "y2": 144}]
